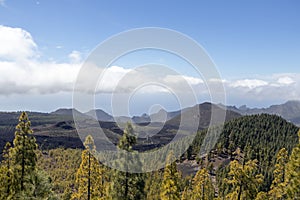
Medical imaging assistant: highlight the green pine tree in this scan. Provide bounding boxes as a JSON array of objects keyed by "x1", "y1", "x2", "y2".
[
  {"x1": 145, "y1": 170, "x2": 162, "y2": 200},
  {"x1": 108, "y1": 122, "x2": 145, "y2": 200},
  {"x1": 31, "y1": 170, "x2": 57, "y2": 200},
  {"x1": 268, "y1": 148, "x2": 288, "y2": 199},
  {"x1": 255, "y1": 191, "x2": 268, "y2": 200},
  {"x1": 285, "y1": 130, "x2": 300, "y2": 199},
  {"x1": 36, "y1": 148, "x2": 82, "y2": 199},
  {"x1": 0, "y1": 112, "x2": 56, "y2": 199},
  {"x1": 0, "y1": 142, "x2": 12, "y2": 199},
  {"x1": 225, "y1": 159, "x2": 263, "y2": 200},
  {"x1": 191, "y1": 168, "x2": 214, "y2": 200},
  {"x1": 160, "y1": 152, "x2": 180, "y2": 200},
  {"x1": 181, "y1": 186, "x2": 192, "y2": 200},
  {"x1": 10, "y1": 112, "x2": 38, "y2": 196},
  {"x1": 72, "y1": 135, "x2": 107, "y2": 200}
]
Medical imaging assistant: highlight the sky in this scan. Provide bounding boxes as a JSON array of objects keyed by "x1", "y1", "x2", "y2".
[{"x1": 0, "y1": 0, "x2": 300, "y2": 115}]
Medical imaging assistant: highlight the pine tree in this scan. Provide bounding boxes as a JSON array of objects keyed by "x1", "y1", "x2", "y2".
[
  {"x1": 31, "y1": 170, "x2": 57, "y2": 200},
  {"x1": 255, "y1": 191, "x2": 268, "y2": 200},
  {"x1": 191, "y1": 168, "x2": 214, "y2": 200},
  {"x1": 181, "y1": 186, "x2": 192, "y2": 200},
  {"x1": 0, "y1": 112, "x2": 56, "y2": 199},
  {"x1": 118, "y1": 122, "x2": 136, "y2": 152},
  {"x1": 225, "y1": 159, "x2": 263, "y2": 200},
  {"x1": 285, "y1": 130, "x2": 300, "y2": 199},
  {"x1": 0, "y1": 142, "x2": 12, "y2": 199},
  {"x1": 36, "y1": 148, "x2": 82, "y2": 199},
  {"x1": 268, "y1": 148, "x2": 288, "y2": 199},
  {"x1": 10, "y1": 112, "x2": 38, "y2": 196},
  {"x1": 72, "y1": 135, "x2": 107, "y2": 200},
  {"x1": 160, "y1": 152, "x2": 180, "y2": 200},
  {"x1": 145, "y1": 171, "x2": 162, "y2": 200},
  {"x1": 108, "y1": 122, "x2": 145, "y2": 200}
]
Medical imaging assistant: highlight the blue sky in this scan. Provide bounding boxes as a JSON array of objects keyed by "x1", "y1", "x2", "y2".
[{"x1": 0, "y1": 0, "x2": 300, "y2": 114}]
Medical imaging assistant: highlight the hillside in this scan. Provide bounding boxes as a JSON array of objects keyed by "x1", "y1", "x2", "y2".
[
  {"x1": 166, "y1": 102, "x2": 241, "y2": 130},
  {"x1": 150, "y1": 109, "x2": 181, "y2": 122},
  {"x1": 1, "y1": 102, "x2": 298, "y2": 159},
  {"x1": 189, "y1": 113, "x2": 299, "y2": 190},
  {"x1": 227, "y1": 100, "x2": 300, "y2": 126},
  {"x1": 85, "y1": 109, "x2": 114, "y2": 122},
  {"x1": 191, "y1": 113, "x2": 299, "y2": 165},
  {"x1": 0, "y1": 111, "x2": 82, "y2": 153},
  {"x1": 0, "y1": 102, "x2": 241, "y2": 153}
]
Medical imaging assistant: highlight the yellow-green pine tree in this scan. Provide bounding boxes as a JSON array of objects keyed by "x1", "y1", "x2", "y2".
[
  {"x1": 72, "y1": 135, "x2": 107, "y2": 200},
  {"x1": 10, "y1": 112, "x2": 38, "y2": 195},
  {"x1": 0, "y1": 142, "x2": 12, "y2": 199},
  {"x1": 181, "y1": 186, "x2": 192, "y2": 200},
  {"x1": 285, "y1": 130, "x2": 300, "y2": 199},
  {"x1": 225, "y1": 159, "x2": 263, "y2": 200},
  {"x1": 160, "y1": 152, "x2": 180, "y2": 200},
  {"x1": 0, "y1": 112, "x2": 55, "y2": 199},
  {"x1": 108, "y1": 122, "x2": 145, "y2": 200},
  {"x1": 191, "y1": 168, "x2": 214, "y2": 200},
  {"x1": 268, "y1": 148, "x2": 288, "y2": 199},
  {"x1": 255, "y1": 191, "x2": 268, "y2": 200},
  {"x1": 145, "y1": 170, "x2": 162, "y2": 200}
]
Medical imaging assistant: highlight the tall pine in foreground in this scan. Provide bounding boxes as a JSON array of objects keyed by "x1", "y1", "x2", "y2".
[
  {"x1": 108, "y1": 122, "x2": 145, "y2": 200},
  {"x1": 72, "y1": 135, "x2": 107, "y2": 200},
  {"x1": 0, "y1": 112, "x2": 56, "y2": 199},
  {"x1": 160, "y1": 152, "x2": 181, "y2": 200},
  {"x1": 144, "y1": 170, "x2": 162, "y2": 200},
  {"x1": 11, "y1": 111, "x2": 38, "y2": 195},
  {"x1": 0, "y1": 142, "x2": 12, "y2": 199},
  {"x1": 285, "y1": 130, "x2": 300, "y2": 199},
  {"x1": 191, "y1": 168, "x2": 214, "y2": 200},
  {"x1": 268, "y1": 148, "x2": 288, "y2": 199},
  {"x1": 225, "y1": 159, "x2": 263, "y2": 200}
]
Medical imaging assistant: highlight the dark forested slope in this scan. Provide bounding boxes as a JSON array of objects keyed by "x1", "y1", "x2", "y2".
[{"x1": 190, "y1": 114, "x2": 299, "y2": 191}]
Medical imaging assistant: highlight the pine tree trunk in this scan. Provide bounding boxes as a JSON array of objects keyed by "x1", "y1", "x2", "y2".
[
  {"x1": 125, "y1": 171, "x2": 129, "y2": 200},
  {"x1": 237, "y1": 184, "x2": 242, "y2": 200},
  {"x1": 202, "y1": 184, "x2": 204, "y2": 200},
  {"x1": 237, "y1": 159, "x2": 245, "y2": 200},
  {"x1": 88, "y1": 152, "x2": 91, "y2": 200},
  {"x1": 21, "y1": 134, "x2": 25, "y2": 191},
  {"x1": 6, "y1": 152, "x2": 10, "y2": 194}
]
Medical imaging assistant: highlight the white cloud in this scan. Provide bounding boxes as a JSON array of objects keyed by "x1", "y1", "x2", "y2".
[
  {"x1": 277, "y1": 76, "x2": 295, "y2": 85},
  {"x1": 0, "y1": 25, "x2": 37, "y2": 60},
  {"x1": 209, "y1": 78, "x2": 227, "y2": 83},
  {"x1": 96, "y1": 66, "x2": 132, "y2": 92},
  {"x1": 0, "y1": 60, "x2": 81, "y2": 94},
  {"x1": 0, "y1": 25, "x2": 80, "y2": 95},
  {"x1": 136, "y1": 85, "x2": 169, "y2": 94},
  {"x1": 68, "y1": 50, "x2": 81, "y2": 63},
  {"x1": 182, "y1": 75, "x2": 204, "y2": 85},
  {"x1": 163, "y1": 75, "x2": 203, "y2": 85},
  {"x1": 229, "y1": 79, "x2": 268, "y2": 89},
  {"x1": 224, "y1": 74, "x2": 300, "y2": 103}
]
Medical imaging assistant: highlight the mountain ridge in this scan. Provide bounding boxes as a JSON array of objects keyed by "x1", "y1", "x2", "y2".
[{"x1": 226, "y1": 100, "x2": 300, "y2": 126}]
